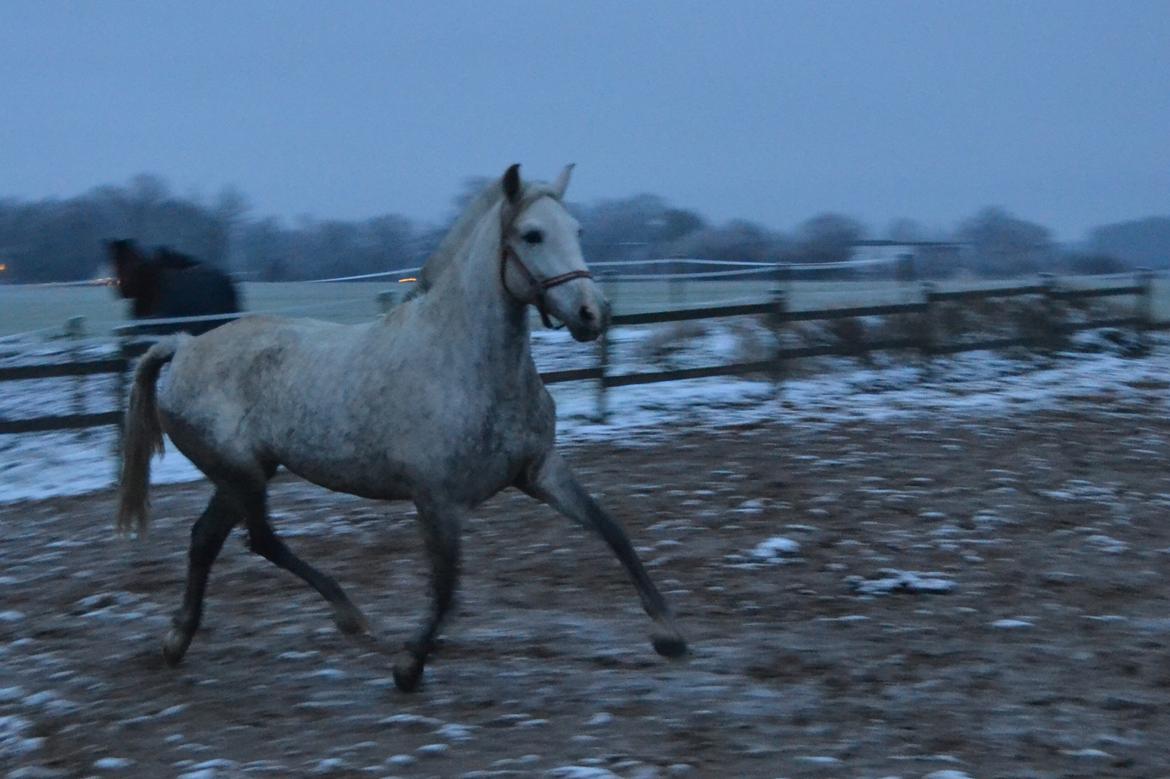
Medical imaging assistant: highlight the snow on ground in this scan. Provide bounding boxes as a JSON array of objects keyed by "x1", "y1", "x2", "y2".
[
  {"x1": 2, "y1": 324, "x2": 1167, "y2": 503},
  {"x1": 846, "y1": 569, "x2": 958, "y2": 596}
]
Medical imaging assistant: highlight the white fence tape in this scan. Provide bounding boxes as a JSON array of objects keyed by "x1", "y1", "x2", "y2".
[{"x1": 304, "y1": 267, "x2": 422, "y2": 283}]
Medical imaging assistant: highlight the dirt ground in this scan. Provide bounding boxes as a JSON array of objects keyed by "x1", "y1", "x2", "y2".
[{"x1": 3, "y1": 386, "x2": 1170, "y2": 779}]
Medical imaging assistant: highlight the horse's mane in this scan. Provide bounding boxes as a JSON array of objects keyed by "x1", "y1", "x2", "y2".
[{"x1": 411, "y1": 177, "x2": 560, "y2": 297}]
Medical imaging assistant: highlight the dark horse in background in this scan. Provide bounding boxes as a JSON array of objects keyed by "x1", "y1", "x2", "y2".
[{"x1": 108, "y1": 239, "x2": 241, "y2": 335}]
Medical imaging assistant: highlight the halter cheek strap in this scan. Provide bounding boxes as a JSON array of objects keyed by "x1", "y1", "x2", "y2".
[
  {"x1": 498, "y1": 190, "x2": 593, "y2": 329},
  {"x1": 500, "y1": 245, "x2": 592, "y2": 329}
]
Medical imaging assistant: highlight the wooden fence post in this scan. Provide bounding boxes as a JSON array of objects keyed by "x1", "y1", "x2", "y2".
[
  {"x1": 1136, "y1": 267, "x2": 1154, "y2": 352},
  {"x1": 897, "y1": 253, "x2": 916, "y2": 301},
  {"x1": 768, "y1": 288, "x2": 788, "y2": 392},
  {"x1": 66, "y1": 316, "x2": 88, "y2": 441},
  {"x1": 596, "y1": 330, "x2": 610, "y2": 423},
  {"x1": 669, "y1": 259, "x2": 684, "y2": 308},
  {"x1": 1038, "y1": 272, "x2": 1060, "y2": 353},
  {"x1": 919, "y1": 282, "x2": 936, "y2": 379},
  {"x1": 773, "y1": 262, "x2": 792, "y2": 294},
  {"x1": 596, "y1": 271, "x2": 618, "y2": 423}
]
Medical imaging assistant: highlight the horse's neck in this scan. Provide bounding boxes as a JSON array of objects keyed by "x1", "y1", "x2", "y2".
[{"x1": 422, "y1": 207, "x2": 532, "y2": 369}]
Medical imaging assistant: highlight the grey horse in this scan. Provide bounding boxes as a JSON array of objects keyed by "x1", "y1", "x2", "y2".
[{"x1": 117, "y1": 164, "x2": 688, "y2": 691}]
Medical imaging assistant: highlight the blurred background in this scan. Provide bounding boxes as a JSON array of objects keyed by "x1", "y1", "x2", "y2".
[{"x1": 1, "y1": 0, "x2": 1167, "y2": 335}]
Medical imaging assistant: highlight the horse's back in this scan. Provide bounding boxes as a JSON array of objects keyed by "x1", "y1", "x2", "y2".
[
  {"x1": 166, "y1": 315, "x2": 359, "y2": 395},
  {"x1": 157, "y1": 307, "x2": 553, "y2": 503},
  {"x1": 156, "y1": 266, "x2": 240, "y2": 323},
  {"x1": 158, "y1": 316, "x2": 366, "y2": 467}
]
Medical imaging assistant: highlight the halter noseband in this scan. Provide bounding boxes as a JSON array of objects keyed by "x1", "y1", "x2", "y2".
[{"x1": 499, "y1": 194, "x2": 592, "y2": 329}]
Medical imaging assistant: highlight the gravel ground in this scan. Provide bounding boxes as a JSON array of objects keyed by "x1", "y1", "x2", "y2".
[{"x1": 3, "y1": 385, "x2": 1170, "y2": 778}]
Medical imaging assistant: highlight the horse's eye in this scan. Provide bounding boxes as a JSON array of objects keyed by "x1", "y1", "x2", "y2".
[{"x1": 522, "y1": 230, "x2": 543, "y2": 244}]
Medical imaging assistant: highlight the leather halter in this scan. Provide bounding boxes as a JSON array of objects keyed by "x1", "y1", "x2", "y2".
[{"x1": 498, "y1": 194, "x2": 592, "y2": 329}]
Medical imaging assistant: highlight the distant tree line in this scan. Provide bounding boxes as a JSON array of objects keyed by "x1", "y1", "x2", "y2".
[{"x1": 0, "y1": 173, "x2": 1165, "y2": 283}]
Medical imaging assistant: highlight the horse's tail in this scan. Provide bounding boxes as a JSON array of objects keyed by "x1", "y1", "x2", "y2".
[{"x1": 116, "y1": 336, "x2": 183, "y2": 536}]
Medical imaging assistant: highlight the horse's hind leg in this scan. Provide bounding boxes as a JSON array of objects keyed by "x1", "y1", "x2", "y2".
[
  {"x1": 234, "y1": 484, "x2": 370, "y2": 637},
  {"x1": 521, "y1": 451, "x2": 687, "y2": 658},
  {"x1": 393, "y1": 501, "x2": 462, "y2": 693},
  {"x1": 163, "y1": 489, "x2": 239, "y2": 666}
]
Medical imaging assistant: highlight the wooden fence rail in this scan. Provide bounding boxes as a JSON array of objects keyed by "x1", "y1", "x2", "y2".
[{"x1": 0, "y1": 271, "x2": 1158, "y2": 436}]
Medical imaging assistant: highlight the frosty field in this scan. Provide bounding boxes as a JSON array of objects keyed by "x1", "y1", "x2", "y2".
[
  {"x1": 3, "y1": 336, "x2": 1170, "y2": 776},
  {"x1": 3, "y1": 273, "x2": 1164, "y2": 339},
  {"x1": 3, "y1": 294, "x2": 1170, "y2": 777}
]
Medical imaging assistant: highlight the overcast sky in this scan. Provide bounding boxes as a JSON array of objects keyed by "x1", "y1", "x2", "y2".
[{"x1": 2, "y1": 1, "x2": 1167, "y2": 240}]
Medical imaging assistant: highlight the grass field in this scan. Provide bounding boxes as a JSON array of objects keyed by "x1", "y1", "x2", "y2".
[{"x1": 1, "y1": 273, "x2": 1163, "y2": 339}]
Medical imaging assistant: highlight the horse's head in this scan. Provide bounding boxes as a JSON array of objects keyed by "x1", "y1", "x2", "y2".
[
  {"x1": 107, "y1": 239, "x2": 147, "y2": 299},
  {"x1": 499, "y1": 164, "x2": 610, "y2": 342}
]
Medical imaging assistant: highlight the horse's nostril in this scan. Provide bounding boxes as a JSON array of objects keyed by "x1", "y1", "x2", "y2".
[{"x1": 579, "y1": 305, "x2": 595, "y2": 322}]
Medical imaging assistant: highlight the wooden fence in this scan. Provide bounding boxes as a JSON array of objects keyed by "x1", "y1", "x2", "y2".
[{"x1": 0, "y1": 271, "x2": 1158, "y2": 440}]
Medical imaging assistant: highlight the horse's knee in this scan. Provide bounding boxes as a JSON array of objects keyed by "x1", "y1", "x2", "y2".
[{"x1": 245, "y1": 528, "x2": 281, "y2": 561}]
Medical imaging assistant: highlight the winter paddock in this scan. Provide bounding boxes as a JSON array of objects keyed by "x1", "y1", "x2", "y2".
[
  {"x1": 4, "y1": 355, "x2": 1170, "y2": 774},
  {"x1": 115, "y1": 164, "x2": 685, "y2": 694}
]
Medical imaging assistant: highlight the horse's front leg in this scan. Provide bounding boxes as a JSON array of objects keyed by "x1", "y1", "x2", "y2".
[
  {"x1": 393, "y1": 499, "x2": 463, "y2": 693},
  {"x1": 520, "y1": 451, "x2": 687, "y2": 658}
]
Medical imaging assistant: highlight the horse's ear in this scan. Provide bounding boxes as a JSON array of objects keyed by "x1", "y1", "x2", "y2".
[
  {"x1": 551, "y1": 163, "x2": 574, "y2": 199},
  {"x1": 502, "y1": 164, "x2": 522, "y2": 204}
]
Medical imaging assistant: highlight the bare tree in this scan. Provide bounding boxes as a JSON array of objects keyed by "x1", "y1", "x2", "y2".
[
  {"x1": 796, "y1": 213, "x2": 866, "y2": 264},
  {"x1": 958, "y1": 207, "x2": 1052, "y2": 276}
]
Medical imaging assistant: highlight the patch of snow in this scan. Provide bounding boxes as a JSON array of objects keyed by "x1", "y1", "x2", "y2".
[
  {"x1": 187, "y1": 759, "x2": 239, "y2": 772},
  {"x1": 93, "y1": 757, "x2": 135, "y2": 770},
  {"x1": 749, "y1": 536, "x2": 801, "y2": 561},
  {"x1": 847, "y1": 570, "x2": 956, "y2": 596},
  {"x1": 309, "y1": 757, "x2": 349, "y2": 773},
  {"x1": 5, "y1": 327, "x2": 1170, "y2": 503},
  {"x1": 434, "y1": 723, "x2": 475, "y2": 741},
  {"x1": 1061, "y1": 748, "x2": 1113, "y2": 759},
  {"x1": 1084, "y1": 534, "x2": 1128, "y2": 554},
  {"x1": 546, "y1": 768, "x2": 621, "y2": 779},
  {"x1": 378, "y1": 713, "x2": 442, "y2": 730},
  {"x1": 0, "y1": 715, "x2": 43, "y2": 760}
]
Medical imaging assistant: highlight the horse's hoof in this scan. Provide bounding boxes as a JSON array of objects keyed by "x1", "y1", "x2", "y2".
[
  {"x1": 333, "y1": 606, "x2": 370, "y2": 636},
  {"x1": 392, "y1": 658, "x2": 424, "y2": 693},
  {"x1": 651, "y1": 631, "x2": 688, "y2": 659},
  {"x1": 162, "y1": 629, "x2": 191, "y2": 667}
]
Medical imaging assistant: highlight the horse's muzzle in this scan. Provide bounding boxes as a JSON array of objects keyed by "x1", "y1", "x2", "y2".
[{"x1": 566, "y1": 297, "x2": 610, "y2": 342}]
